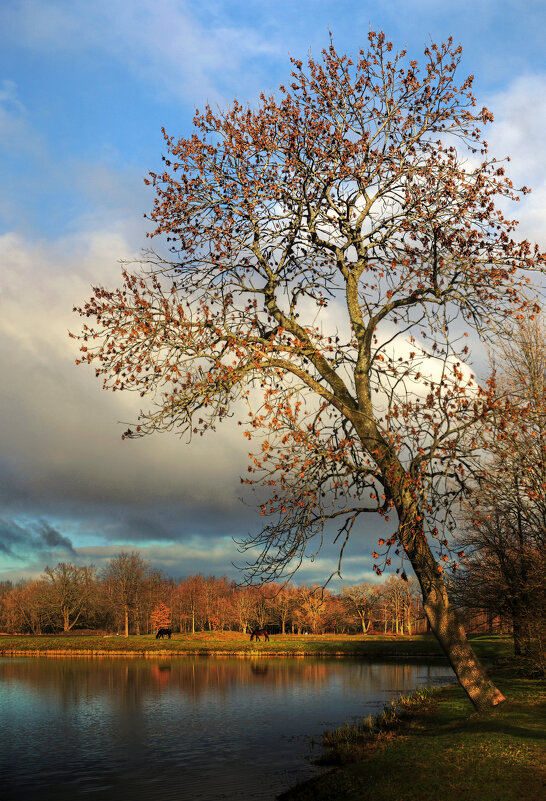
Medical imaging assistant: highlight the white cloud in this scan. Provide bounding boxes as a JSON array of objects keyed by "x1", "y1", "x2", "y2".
[
  {"x1": 487, "y1": 74, "x2": 546, "y2": 247},
  {"x1": 1, "y1": 0, "x2": 283, "y2": 104}
]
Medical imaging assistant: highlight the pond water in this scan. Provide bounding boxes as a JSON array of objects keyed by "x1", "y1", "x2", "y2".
[{"x1": 0, "y1": 656, "x2": 454, "y2": 800}]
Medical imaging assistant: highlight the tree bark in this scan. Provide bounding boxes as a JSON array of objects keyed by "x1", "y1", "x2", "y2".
[{"x1": 403, "y1": 510, "x2": 505, "y2": 710}]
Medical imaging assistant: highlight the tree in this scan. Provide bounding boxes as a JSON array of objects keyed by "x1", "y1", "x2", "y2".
[
  {"x1": 297, "y1": 586, "x2": 328, "y2": 633},
  {"x1": 74, "y1": 32, "x2": 544, "y2": 708},
  {"x1": 103, "y1": 551, "x2": 148, "y2": 637},
  {"x1": 176, "y1": 574, "x2": 204, "y2": 633},
  {"x1": 150, "y1": 601, "x2": 172, "y2": 632},
  {"x1": 267, "y1": 582, "x2": 298, "y2": 634},
  {"x1": 42, "y1": 562, "x2": 96, "y2": 632},
  {"x1": 453, "y1": 319, "x2": 546, "y2": 667},
  {"x1": 232, "y1": 583, "x2": 256, "y2": 633},
  {"x1": 341, "y1": 583, "x2": 377, "y2": 633},
  {"x1": 142, "y1": 567, "x2": 174, "y2": 633},
  {"x1": 4, "y1": 580, "x2": 49, "y2": 634}
]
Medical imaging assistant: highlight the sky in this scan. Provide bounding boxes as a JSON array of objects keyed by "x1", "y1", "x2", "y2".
[{"x1": 1, "y1": 0, "x2": 546, "y2": 587}]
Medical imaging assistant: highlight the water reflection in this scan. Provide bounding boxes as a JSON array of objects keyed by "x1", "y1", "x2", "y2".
[{"x1": 0, "y1": 656, "x2": 453, "y2": 800}]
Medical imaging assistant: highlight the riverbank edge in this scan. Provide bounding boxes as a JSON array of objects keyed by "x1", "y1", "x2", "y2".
[
  {"x1": 0, "y1": 633, "x2": 509, "y2": 660},
  {"x1": 278, "y1": 665, "x2": 546, "y2": 801},
  {"x1": 0, "y1": 649, "x2": 451, "y2": 658}
]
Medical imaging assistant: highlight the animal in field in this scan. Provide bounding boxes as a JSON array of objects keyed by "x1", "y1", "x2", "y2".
[
  {"x1": 250, "y1": 628, "x2": 269, "y2": 642},
  {"x1": 156, "y1": 628, "x2": 172, "y2": 639}
]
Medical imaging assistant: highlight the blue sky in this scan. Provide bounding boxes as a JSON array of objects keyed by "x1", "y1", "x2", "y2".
[{"x1": 1, "y1": 0, "x2": 545, "y2": 585}]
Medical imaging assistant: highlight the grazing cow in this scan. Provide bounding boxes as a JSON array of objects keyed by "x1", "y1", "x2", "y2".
[
  {"x1": 156, "y1": 628, "x2": 172, "y2": 639},
  {"x1": 250, "y1": 628, "x2": 269, "y2": 642}
]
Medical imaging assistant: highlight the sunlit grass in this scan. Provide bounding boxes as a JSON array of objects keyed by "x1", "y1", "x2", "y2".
[
  {"x1": 0, "y1": 632, "x2": 514, "y2": 662},
  {"x1": 0, "y1": 631, "x2": 512, "y2": 660},
  {"x1": 319, "y1": 686, "x2": 436, "y2": 764},
  {"x1": 0, "y1": 631, "x2": 447, "y2": 656},
  {"x1": 281, "y1": 666, "x2": 546, "y2": 801}
]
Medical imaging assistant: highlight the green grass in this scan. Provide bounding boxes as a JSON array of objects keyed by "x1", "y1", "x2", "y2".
[
  {"x1": 0, "y1": 631, "x2": 514, "y2": 661},
  {"x1": 280, "y1": 664, "x2": 546, "y2": 801},
  {"x1": 0, "y1": 631, "x2": 452, "y2": 657}
]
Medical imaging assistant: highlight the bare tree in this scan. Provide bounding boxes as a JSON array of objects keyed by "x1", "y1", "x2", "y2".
[
  {"x1": 103, "y1": 551, "x2": 148, "y2": 637},
  {"x1": 341, "y1": 583, "x2": 378, "y2": 633},
  {"x1": 74, "y1": 33, "x2": 544, "y2": 707},
  {"x1": 454, "y1": 320, "x2": 546, "y2": 666},
  {"x1": 42, "y1": 562, "x2": 96, "y2": 632}
]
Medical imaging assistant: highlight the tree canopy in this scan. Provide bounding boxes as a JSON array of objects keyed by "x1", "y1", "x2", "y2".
[{"x1": 74, "y1": 32, "x2": 544, "y2": 708}]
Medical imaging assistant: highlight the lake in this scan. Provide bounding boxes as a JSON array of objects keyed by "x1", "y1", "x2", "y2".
[{"x1": 0, "y1": 656, "x2": 454, "y2": 800}]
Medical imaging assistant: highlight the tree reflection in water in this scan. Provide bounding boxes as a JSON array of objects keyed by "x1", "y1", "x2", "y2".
[{"x1": 0, "y1": 656, "x2": 453, "y2": 801}]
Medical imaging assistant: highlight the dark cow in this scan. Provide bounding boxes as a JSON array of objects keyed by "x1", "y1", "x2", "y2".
[
  {"x1": 250, "y1": 628, "x2": 270, "y2": 642},
  {"x1": 156, "y1": 628, "x2": 172, "y2": 639}
]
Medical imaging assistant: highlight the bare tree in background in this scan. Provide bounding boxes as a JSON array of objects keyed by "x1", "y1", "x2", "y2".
[
  {"x1": 341, "y1": 583, "x2": 378, "y2": 633},
  {"x1": 103, "y1": 552, "x2": 148, "y2": 637},
  {"x1": 42, "y1": 562, "x2": 96, "y2": 632},
  {"x1": 454, "y1": 319, "x2": 546, "y2": 669}
]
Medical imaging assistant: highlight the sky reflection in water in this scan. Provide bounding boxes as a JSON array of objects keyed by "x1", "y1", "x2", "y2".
[{"x1": 0, "y1": 656, "x2": 454, "y2": 800}]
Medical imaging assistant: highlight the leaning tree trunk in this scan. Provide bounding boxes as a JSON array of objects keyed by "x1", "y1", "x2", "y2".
[{"x1": 401, "y1": 509, "x2": 505, "y2": 710}]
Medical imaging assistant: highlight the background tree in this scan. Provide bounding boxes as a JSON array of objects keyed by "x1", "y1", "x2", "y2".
[
  {"x1": 150, "y1": 601, "x2": 172, "y2": 632},
  {"x1": 3, "y1": 580, "x2": 49, "y2": 634},
  {"x1": 103, "y1": 551, "x2": 148, "y2": 637},
  {"x1": 341, "y1": 583, "x2": 377, "y2": 633},
  {"x1": 74, "y1": 33, "x2": 544, "y2": 708},
  {"x1": 42, "y1": 562, "x2": 96, "y2": 632},
  {"x1": 142, "y1": 567, "x2": 174, "y2": 634},
  {"x1": 267, "y1": 583, "x2": 298, "y2": 634},
  {"x1": 297, "y1": 586, "x2": 328, "y2": 633},
  {"x1": 232, "y1": 583, "x2": 256, "y2": 633},
  {"x1": 453, "y1": 319, "x2": 546, "y2": 669},
  {"x1": 176, "y1": 574, "x2": 204, "y2": 633},
  {"x1": 400, "y1": 577, "x2": 419, "y2": 635}
]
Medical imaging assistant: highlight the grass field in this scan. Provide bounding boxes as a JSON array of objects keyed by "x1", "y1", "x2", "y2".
[
  {"x1": 0, "y1": 631, "x2": 514, "y2": 661},
  {"x1": 280, "y1": 659, "x2": 546, "y2": 801}
]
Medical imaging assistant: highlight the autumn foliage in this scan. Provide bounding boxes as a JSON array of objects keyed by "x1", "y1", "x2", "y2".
[
  {"x1": 0, "y1": 563, "x2": 428, "y2": 637},
  {"x1": 73, "y1": 32, "x2": 545, "y2": 707},
  {"x1": 150, "y1": 601, "x2": 172, "y2": 632}
]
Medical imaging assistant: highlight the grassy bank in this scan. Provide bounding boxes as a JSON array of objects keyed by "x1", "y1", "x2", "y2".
[
  {"x1": 280, "y1": 662, "x2": 546, "y2": 801},
  {"x1": 0, "y1": 631, "x2": 448, "y2": 658},
  {"x1": 0, "y1": 632, "x2": 513, "y2": 660}
]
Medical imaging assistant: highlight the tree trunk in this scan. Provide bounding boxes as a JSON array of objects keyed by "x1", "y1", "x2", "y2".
[
  {"x1": 512, "y1": 615, "x2": 525, "y2": 656},
  {"x1": 404, "y1": 513, "x2": 505, "y2": 711},
  {"x1": 355, "y1": 393, "x2": 505, "y2": 709},
  {"x1": 512, "y1": 600, "x2": 534, "y2": 658},
  {"x1": 124, "y1": 605, "x2": 129, "y2": 638}
]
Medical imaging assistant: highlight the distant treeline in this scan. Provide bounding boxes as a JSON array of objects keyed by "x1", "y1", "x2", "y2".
[{"x1": 0, "y1": 552, "x2": 438, "y2": 636}]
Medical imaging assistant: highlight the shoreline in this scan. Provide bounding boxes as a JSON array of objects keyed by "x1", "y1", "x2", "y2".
[
  {"x1": 0, "y1": 649, "x2": 450, "y2": 658},
  {"x1": 279, "y1": 660, "x2": 546, "y2": 801},
  {"x1": 0, "y1": 633, "x2": 510, "y2": 661},
  {"x1": 0, "y1": 632, "x2": 461, "y2": 660}
]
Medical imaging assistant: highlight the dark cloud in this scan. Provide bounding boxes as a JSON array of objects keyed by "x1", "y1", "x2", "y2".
[
  {"x1": 35, "y1": 520, "x2": 76, "y2": 553},
  {"x1": 0, "y1": 516, "x2": 75, "y2": 564}
]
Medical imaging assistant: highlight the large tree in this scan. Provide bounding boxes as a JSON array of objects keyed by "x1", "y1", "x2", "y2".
[{"x1": 74, "y1": 33, "x2": 544, "y2": 708}]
